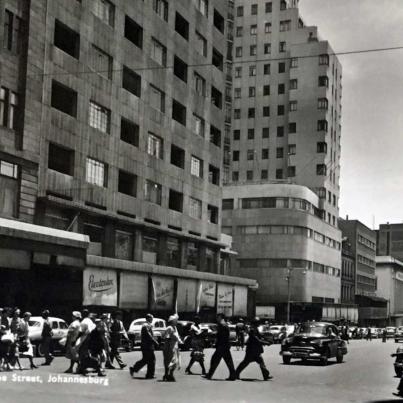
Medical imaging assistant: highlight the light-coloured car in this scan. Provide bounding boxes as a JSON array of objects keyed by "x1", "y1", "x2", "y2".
[
  {"x1": 127, "y1": 318, "x2": 166, "y2": 348},
  {"x1": 269, "y1": 325, "x2": 287, "y2": 343},
  {"x1": 28, "y1": 316, "x2": 68, "y2": 356}
]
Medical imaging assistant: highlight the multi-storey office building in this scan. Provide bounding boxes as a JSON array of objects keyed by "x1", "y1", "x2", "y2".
[
  {"x1": 377, "y1": 223, "x2": 403, "y2": 262},
  {"x1": 222, "y1": 0, "x2": 344, "y2": 321},
  {"x1": 339, "y1": 218, "x2": 387, "y2": 325},
  {"x1": 341, "y1": 238, "x2": 355, "y2": 304},
  {"x1": 0, "y1": 0, "x2": 256, "y2": 319}
]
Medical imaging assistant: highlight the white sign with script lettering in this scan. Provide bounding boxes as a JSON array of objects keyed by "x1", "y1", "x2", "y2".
[{"x1": 83, "y1": 268, "x2": 117, "y2": 306}]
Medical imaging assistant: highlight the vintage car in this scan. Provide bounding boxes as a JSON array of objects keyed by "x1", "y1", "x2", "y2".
[
  {"x1": 280, "y1": 322, "x2": 348, "y2": 365},
  {"x1": 395, "y1": 326, "x2": 403, "y2": 343},
  {"x1": 28, "y1": 316, "x2": 69, "y2": 357},
  {"x1": 127, "y1": 317, "x2": 166, "y2": 348},
  {"x1": 268, "y1": 325, "x2": 287, "y2": 343}
]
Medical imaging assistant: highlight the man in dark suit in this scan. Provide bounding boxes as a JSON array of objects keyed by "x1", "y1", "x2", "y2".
[
  {"x1": 129, "y1": 314, "x2": 159, "y2": 379},
  {"x1": 235, "y1": 317, "x2": 273, "y2": 381},
  {"x1": 205, "y1": 313, "x2": 236, "y2": 381},
  {"x1": 40, "y1": 310, "x2": 54, "y2": 366}
]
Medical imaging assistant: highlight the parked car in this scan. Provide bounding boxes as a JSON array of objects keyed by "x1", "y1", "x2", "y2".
[
  {"x1": 395, "y1": 326, "x2": 403, "y2": 343},
  {"x1": 386, "y1": 327, "x2": 396, "y2": 338},
  {"x1": 127, "y1": 317, "x2": 166, "y2": 348},
  {"x1": 28, "y1": 316, "x2": 68, "y2": 357},
  {"x1": 269, "y1": 325, "x2": 287, "y2": 343},
  {"x1": 280, "y1": 322, "x2": 348, "y2": 366}
]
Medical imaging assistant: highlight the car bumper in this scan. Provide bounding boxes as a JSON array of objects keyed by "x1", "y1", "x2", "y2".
[{"x1": 280, "y1": 350, "x2": 322, "y2": 359}]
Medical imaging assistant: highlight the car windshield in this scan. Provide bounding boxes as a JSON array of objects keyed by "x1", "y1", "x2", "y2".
[
  {"x1": 296, "y1": 324, "x2": 327, "y2": 335},
  {"x1": 28, "y1": 321, "x2": 41, "y2": 327},
  {"x1": 132, "y1": 320, "x2": 147, "y2": 326},
  {"x1": 270, "y1": 326, "x2": 281, "y2": 331}
]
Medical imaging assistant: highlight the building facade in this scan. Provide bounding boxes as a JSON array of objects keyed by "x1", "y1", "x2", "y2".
[
  {"x1": 220, "y1": 0, "x2": 343, "y2": 321},
  {"x1": 377, "y1": 223, "x2": 403, "y2": 261},
  {"x1": 341, "y1": 238, "x2": 355, "y2": 304},
  {"x1": 222, "y1": 183, "x2": 342, "y2": 322},
  {"x1": 0, "y1": 0, "x2": 257, "y2": 319},
  {"x1": 376, "y1": 256, "x2": 403, "y2": 327}
]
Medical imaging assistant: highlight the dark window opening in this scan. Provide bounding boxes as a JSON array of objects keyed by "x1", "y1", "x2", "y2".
[
  {"x1": 172, "y1": 99, "x2": 187, "y2": 126},
  {"x1": 120, "y1": 118, "x2": 139, "y2": 147},
  {"x1": 124, "y1": 15, "x2": 143, "y2": 48},
  {"x1": 211, "y1": 86, "x2": 222, "y2": 109},
  {"x1": 169, "y1": 189, "x2": 183, "y2": 212},
  {"x1": 208, "y1": 204, "x2": 219, "y2": 224},
  {"x1": 171, "y1": 144, "x2": 185, "y2": 168},
  {"x1": 118, "y1": 170, "x2": 137, "y2": 197},
  {"x1": 51, "y1": 81, "x2": 77, "y2": 117},
  {"x1": 173, "y1": 56, "x2": 188, "y2": 82},
  {"x1": 122, "y1": 66, "x2": 141, "y2": 97},
  {"x1": 212, "y1": 48, "x2": 224, "y2": 71},
  {"x1": 222, "y1": 199, "x2": 234, "y2": 210},
  {"x1": 54, "y1": 20, "x2": 80, "y2": 59},
  {"x1": 208, "y1": 164, "x2": 220, "y2": 185},
  {"x1": 289, "y1": 122, "x2": 297, "y2": 133},
  {"x1": 213, "y1": 9, "x2": 224, "y2": 33},
  {"x1": 48, "y1": 143, "x2": 74, "y2": 175},
  {"x1": 175, "y1": 12, "x2": 189, "y2": 40},
  {"x1": 210, "y1": 125, "x2": 221, "y2": 147}
]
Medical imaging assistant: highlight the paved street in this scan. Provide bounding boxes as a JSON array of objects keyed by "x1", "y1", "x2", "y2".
[{"x1": 0, "y1": 339, "x2": 401, "y2": 403}]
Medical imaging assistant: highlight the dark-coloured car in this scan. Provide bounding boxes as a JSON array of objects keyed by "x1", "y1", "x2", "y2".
[{"x1": 280, "y1": 322, "x2": 348, "y2": 366}]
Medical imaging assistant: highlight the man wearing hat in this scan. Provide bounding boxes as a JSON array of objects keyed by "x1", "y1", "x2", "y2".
[
  {"x1": 40, "y1": 309, "x2": 54, "y2": 366},
  {"x1": 235, "y1": 317, "x2": 272, "y2": 381},
  {"x1": 130, "y1": 313, "x2": 159, "y2": 379},
  {"x1": 205, "y1": 313, "x2": 236, "y2": 381}
]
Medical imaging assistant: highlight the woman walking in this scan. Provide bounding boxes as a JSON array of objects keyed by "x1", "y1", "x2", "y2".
[
  {"x1": 185, "y1": 316, "x2": 206, "y2": 375},
  {"x1": 17, "y1": 312, "x2": 37, "y2": 370},
  {"x1": 64, "y1": 311, "x2": 82, "y2": 373},
  {"x1": 162, "y1": 314, "x2": 182, "y2": 382}
]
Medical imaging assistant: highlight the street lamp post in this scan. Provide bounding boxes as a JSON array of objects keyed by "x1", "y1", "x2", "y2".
[{"x1": 286, "y1": 266, "x2": 292, "y2": 324}]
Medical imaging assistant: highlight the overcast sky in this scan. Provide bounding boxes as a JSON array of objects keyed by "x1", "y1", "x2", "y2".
[{"x1": 298, "y1": 0, "x2": 403, "y2": 229}]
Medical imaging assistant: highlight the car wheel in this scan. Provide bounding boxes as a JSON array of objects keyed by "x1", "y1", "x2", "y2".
[
  {"x1": 396, "y1": 339, "x2": 399, "y2": 343},
  {"x1": 282, "y1": 356, "x2": 291, "y2": 365},
  {"x1": 36, "y1": 344, "x2": 44, "y2": 358},
  {"x1": 336, "y1": 350, "x2": 343, "y2": 363},
  {"x1": 320, "y1": 351, "x2": 329, "y2": 366}
]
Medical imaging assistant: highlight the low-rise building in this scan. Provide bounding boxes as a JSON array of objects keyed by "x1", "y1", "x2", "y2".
[{"x1": 376, "y1": 256, "x2": 403, "y2": 327}]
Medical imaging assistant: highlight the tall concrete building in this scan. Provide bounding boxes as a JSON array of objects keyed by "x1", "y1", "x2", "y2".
[
  {"x1": 377, "y1": 223, "x2": 403, "y2": 261},
  {"x1": 0, "y1": 0, "x2": 256, "y2": 319},
  {"x1": 222, "y1": 0, "x2": 345, "y2": 322}
]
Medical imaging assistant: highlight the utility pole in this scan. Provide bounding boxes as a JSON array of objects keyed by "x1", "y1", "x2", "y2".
[{"x1": 286, "y1": 264, "x2": 292, "y2": 324}]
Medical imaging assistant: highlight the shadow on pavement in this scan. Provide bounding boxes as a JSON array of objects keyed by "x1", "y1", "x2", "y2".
[{"x1": 281, "y1": 360, "x2": 338, "y2": 367}]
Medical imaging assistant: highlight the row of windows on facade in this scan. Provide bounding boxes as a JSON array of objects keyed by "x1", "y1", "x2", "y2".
[
  {"x1": 357, "y1": 254, "x2": 376, "y2": 268},
  {"x1": 357, "y1": 234, "x2": 376, "y2": 251},
  {"x1": 357, "y1": 275, "x2": 377, "y2": 288},
  {"x1": 342, "y1": 259, "x2": 354, "y2": 279},
  {"x1": 236, "y1": 1, "x2": 289, "y2": 17},
  {"x1": 235, "y1": 19, "x2": 293, "y2": 37},
  {"x1": 47, "y1": 146, "x2": 219, "y2": 223},
  {"x1": 237, "y1": 257, "x2": 341, "y2": 278},
  {"x1": 3, "y1": 9, "x2": 24, "y2": 54},
  {"x1": 53, "y1": 2, "x2": 226, "y2": 73},
  {"x1": 341, "y1": 285, "x2": 354, "y2": 302},
  {"x1": 230, "y1": 224, "x2": 341, "y2": 251},
  {"x1": 233, "y1": 98, "x2": 330, "y2": 120},
  {"x1": 84, "y1": 0, "x2": 215, "y2": 31},
  {"x1": 232, "y1": 121, "x2": 331, "y2": 141},
  {"x1": 223, "y1": 195, "x2": 337, "y2": 213},
  {"x1": 234, "y1": 76, "x2": 331, "y2": 99}
]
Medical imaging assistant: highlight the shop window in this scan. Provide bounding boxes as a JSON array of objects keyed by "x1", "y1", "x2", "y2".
[
  {"x1": 51, "y1": 81, "x2": 77, "y2": 117},
  {"x1": 48, "y1": 143, "x2": 74, "y2": 176},
  {"x1": 124, "y1": 16, "x2": 143, "y2": 48},
  {"x1": 142, "y1": 232, "x2": 159, "y2": 264},
  {"x1": 115, "y1": 230, "x2": 133, "y2": 260},
  {"x1": 187, "y1": 242, "x2": 199, "y2": 268},
  {"x1": 118, "y1": 170, "x2": 137, "y2": 197},
  {"x1": 166, "y1": 237, "x2": 181, "y2": 268},
  {"x1": 120, "y1": 117, "x2": 139, "y2": 147}
]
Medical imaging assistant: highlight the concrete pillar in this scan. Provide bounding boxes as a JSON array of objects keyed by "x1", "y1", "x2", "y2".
[
  {"x1": 180, "y1": 239, "x2": 187, "y2": 269},
  {"x1": 134, "y1": 228, "x2": 143, "y2": 262}
]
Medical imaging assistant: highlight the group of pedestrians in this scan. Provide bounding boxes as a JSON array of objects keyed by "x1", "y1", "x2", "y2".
[
  {"x1": 130, "y1": 313, "x2": 273, "y2": 382},
  {"x1": 0, "y1": 308, "x2": 37, "y2": 371}
]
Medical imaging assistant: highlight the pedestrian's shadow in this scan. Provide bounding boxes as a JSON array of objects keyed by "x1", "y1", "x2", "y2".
[{"x1": 240, "y1": 378, "x2": 266, "y2": 382}]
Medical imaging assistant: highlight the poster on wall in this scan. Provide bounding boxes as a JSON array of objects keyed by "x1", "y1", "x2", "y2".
[
  {"x1": 177, "y1": 279, "x2": 197, "y2": 312},
  {"x1": 119, "y1": 272, "x2": 149, "y2": 309},
  {"x1": 217, "y1": 283, "x2": 234, "y2": 317},
  {"x1": 233, "y1": 285, "x2": 248, "y2": 316},
  {"x1": 83, "y1": 268, "x2": 117, "y2": 306},
  {"x1": 151, "y1": 275, "x2": 175, "y2": 311},
  {"x1": 196, "y1": 281, "x2": 216, "y2": 312}
]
